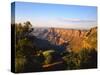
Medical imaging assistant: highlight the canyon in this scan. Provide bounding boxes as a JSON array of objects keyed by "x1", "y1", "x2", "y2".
[{"x1": 32, "y1": 26, "x2": 97, "y2": 52}]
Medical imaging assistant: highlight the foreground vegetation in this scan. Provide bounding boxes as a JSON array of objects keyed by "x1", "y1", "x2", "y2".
[{"x1": 12, "y1": 21, "x2": 97, "y2": 73}]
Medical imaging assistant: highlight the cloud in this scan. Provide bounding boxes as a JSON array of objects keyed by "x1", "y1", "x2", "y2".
[
  {"x1": 59, "y1": 18, "x2": 96, "y2": 23},
  {"x1": 15, "y1": 17, "x2": 97, "y2": 29},
  {"x1": 32, "y1": 18, "x2": 96, "y2": 29}
]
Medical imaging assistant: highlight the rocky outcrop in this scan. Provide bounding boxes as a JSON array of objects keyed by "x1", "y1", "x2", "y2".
[
  {"x1": 82, "y1": 27, "x2": 97, "y2": 50},
  {"x1": 41, "y1": 28, "x2": 87, "y2": 52},
  {"x1": 32, "y1": 27, "x2": 97, "y2": 52}
]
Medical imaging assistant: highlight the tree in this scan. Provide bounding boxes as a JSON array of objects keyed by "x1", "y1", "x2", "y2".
[{"x1": 15, "y1": 21, "x2": 34, "y2": 72}]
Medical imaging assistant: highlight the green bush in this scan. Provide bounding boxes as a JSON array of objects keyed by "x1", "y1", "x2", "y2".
[
  {"x1": 62, "y1": 48, "x2": 97, "y2": 69},
  {"x1": 15, "y1": 56, "x2": 26, "y2": 72},
  {"x1": 62, "y1": 52, "x2": 80, "y2": 69},
  {"x1": 79, "y1": 48, "x2": 97, "y2": 69},
  {"x1": 43, "y1": 50, "x2": 55, "y2": 64}
]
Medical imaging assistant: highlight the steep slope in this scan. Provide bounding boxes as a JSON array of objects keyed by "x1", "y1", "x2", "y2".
[
  {"x1": 82, "y1": 27, "x2": 97, "y2": 50},
  {"x1": 32, "y1": 27, "x2": 97, "y2": 52}
]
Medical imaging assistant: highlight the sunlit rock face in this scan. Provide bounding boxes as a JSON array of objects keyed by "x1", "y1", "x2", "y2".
[{"x1": 32, "y1": 27, "x2": 97, "y2": 52}]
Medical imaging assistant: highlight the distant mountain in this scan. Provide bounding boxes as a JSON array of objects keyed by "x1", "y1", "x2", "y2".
[{"x1": 31, "y1": 27, "x2": 97, "y2": 52}]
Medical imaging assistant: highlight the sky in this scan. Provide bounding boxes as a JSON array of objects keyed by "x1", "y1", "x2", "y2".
[{"x1": 11, "y1": 2, "x2": 97, "y2": 29}]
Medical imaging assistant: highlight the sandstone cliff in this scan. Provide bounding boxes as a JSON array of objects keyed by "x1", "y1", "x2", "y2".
[{"x1": 32, "y1": 27, "x2": 97, "y2": 52}]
